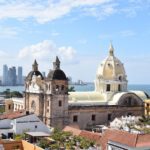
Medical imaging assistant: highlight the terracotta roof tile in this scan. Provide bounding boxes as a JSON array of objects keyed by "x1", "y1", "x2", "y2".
[
  {"x1": 100, "y1": 129, "x2": 137, "y2": 150},
  {"x1": 100, "y1": 129, "x2": 150, "y2": 150},
  {"x1": 63, "y1": 126, "x2": 81, "y2": 136},
  {"x1": 0, "y1": 110, "x2": 25, "y2": 120},
  {"x1": 79, "y1": 130, "x2": 101, "y2": 144},
  {"x1": 136, "y1": 134, "x2": 150, "y2": 147}
]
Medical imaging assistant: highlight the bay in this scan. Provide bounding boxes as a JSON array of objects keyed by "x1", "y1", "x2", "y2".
[{"x1": 0, "y1": 84, "x2": 150, "y2": 96}]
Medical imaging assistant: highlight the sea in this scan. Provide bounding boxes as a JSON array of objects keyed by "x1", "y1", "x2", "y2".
[{"x1": 0, "y1": 84, "x2": 150, "y2": 96}]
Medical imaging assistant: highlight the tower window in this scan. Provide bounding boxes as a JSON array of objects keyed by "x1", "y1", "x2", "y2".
[
  {"x1": 106, "y1": 84, "x2": 111, "y2": 91},
  {"x1": 56, "y1": 85, "x2": 59, "y2": 91},
  {"x1": 73, "y1": 115, "x2": 78, "y2": 122},
  {"x1": 119, "y1": 76, "x2": 122, "y2": 81},
  {"x1": 108, "y1": 114, "x2": 112, "y2": 121},
  {"x1": 91, "y1": 114, "x2": 96, "y2": 121},
  {"x1": 59, "y1": 100, "x2": 62, "y2": 107},
  {"x1": 47, "y1": 109, "x2": 49, "y2": 113},
  {"x1": 118, "y1": 84, "x2": 121, "y2": 91},
  {"x1": 61, "y1": 85, "x2": 64, "y2": 91}
]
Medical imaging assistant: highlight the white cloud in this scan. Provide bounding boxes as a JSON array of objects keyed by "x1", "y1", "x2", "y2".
[
  {"x1": 0, "y1": 26, "x2": 18, "y2": 38},
  {"x1": 0, "y1": 0, "x2": 114, "y2": 23},
  {"x1": 0, "y1": 0, "x2": 148, "y2": 23},
  {"x1": 58, "y1": 46, "x2": 76, "y2": 60},
  {"x1": 18, "y1": 40, "x2": 76, "y2": 62}
]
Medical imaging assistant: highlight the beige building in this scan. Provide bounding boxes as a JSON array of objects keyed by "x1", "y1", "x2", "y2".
[
  {"x1": 25, "y1": 44, "x2": 148, "y2": 129},
  {"x1": 4, "y1": 98, "x2": 24, "y2": 113},
  {"x1": 5, "y1": 99, "x2": 14, "y2": 113}
]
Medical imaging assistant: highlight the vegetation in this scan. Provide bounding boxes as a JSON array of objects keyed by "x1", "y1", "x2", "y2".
[
  {"x1": 67, "y1": 86, "x2": 75, "y2": 92},
  {"x1": 38, "y1": 128, "x2": 95, "y2": 149},
  {"x1": 0, "y1": 89, "x2": 23, "y2": 98}
]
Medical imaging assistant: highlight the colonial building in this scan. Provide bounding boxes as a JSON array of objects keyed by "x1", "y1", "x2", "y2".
[{"x1": 25, "y1": 44, "x2": 148, "y2": 129}]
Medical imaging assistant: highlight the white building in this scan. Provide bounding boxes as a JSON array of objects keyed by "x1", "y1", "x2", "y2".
[{"x1": 0, "y1": 112, "x2": 51, "y2": 138}]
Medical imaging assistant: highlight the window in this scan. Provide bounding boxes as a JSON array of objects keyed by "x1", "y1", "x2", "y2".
[
  {"x1": 91, "y1": 114, "x2": 96, "y2": 121},
  {"x1": 59, "y1": 100, "x2": 62, "y2": 107},
  {"x1": 8, "y1": 104, "x2": 11, "y2": 110},
  {"x1": 47, "y1": 109, "x2": 49, "y2": 113},
  {"x1": 119, "y1": 76, "x2": 122, "y2": 81},
  {"x1": 73, "y1": 115, "x2": 78, "y2": 122},
  {"x1": 56, "y1": 85, "x2": 59, "y2": 91},
  {"x1": 61, "y1": 85, "x2": 64, "y2": 91},
  {"x1": 118, "y1": 84, "x2": 121, "y2": 91},
  {"x1": 108, "y1": 114, "x2": 111, "y2": 121},
  {"x1": 128, "y1": 97, "x2": 132, "y2": 106},
  {"x1": 106, "y1": 84, "x2": 111, "y2": 91},
  {"x1": 35, "y1": 125, "x2": 37, "y2": 128}
]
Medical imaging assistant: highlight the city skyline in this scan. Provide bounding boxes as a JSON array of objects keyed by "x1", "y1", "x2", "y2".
[
  {"x1": 2, "y1": 65, "x2": 23, "y2": 86},
  {"x1": 0, "y1": 1, "x2": 149, "y2": 83}
]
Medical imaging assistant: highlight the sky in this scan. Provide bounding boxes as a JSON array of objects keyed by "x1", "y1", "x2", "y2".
[{"x1": 0, "y1": 0, "x2": 150, "y2": 84}]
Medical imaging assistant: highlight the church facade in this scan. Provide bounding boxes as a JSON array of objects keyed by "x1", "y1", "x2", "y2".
[{"x1": 25, "y1": 44, "x2": 148, "y2": 129}]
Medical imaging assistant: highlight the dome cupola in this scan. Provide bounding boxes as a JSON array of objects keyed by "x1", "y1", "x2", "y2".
[
  {"x1": 26, "y1": 59, "x2": 44, "y2": 81},
  {"x1": 47, "y1": 56, "x2": 67, "y2": 80},
  {"x1": 95, "y1": 43, "x2": 127, "y2": 96}
]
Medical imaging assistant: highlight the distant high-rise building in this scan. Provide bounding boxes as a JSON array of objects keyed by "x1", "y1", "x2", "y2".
[
  {"x1": 2, "y1": 65, "x2": 8, "y2": 86},
  {"x1": 17, "y1": 66, "x2": 23, "y2": 85},
  {"x1": 8, "y1": 67, "x2": 17, "y2": 86}
]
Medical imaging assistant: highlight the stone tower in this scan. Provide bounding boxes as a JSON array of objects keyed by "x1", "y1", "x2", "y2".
[
  {"x1": 25, "y1": 57, "x2": 69, "y2": 129},
  {"x1": 45, "y1": 56, "x2": 68, "y2": 129}
]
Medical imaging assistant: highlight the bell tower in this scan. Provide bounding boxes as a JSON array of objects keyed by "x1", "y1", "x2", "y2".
[{"x1": 44, "y1": 56, "x2": 69, "y2": 129}]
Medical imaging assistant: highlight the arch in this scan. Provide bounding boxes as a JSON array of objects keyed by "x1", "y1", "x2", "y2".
[{"x1": 118, "y1": 93, "x2": 143, "y2": 106}]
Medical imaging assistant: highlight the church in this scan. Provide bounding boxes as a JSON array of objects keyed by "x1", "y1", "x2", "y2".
[{"x1": 25, "y1": 44, "x2": 148, "y2": 129}]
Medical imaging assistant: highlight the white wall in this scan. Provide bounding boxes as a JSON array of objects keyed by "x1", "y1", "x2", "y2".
[
  {"x1": 0, "y1": 119, "x2": 12, "y2": 129},
  {"x1": 13, "y1": 114, "x2": 50, "y2": 135}
]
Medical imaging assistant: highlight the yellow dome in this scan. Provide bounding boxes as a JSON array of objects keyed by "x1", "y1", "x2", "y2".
[
  {"x1": 97, "y1": 44, "x2": 126, "y2": 81},
  {"x1": 95, "y1": 43, "x2": 128, "y2": 96}
]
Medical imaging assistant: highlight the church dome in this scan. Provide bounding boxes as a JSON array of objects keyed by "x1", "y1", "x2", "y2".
[
  {"x1": 47, "y1": 56, "x2": 67, "y2": 81},
  {"x1": 96, "y1": 44, "x2": 126, "y2": 81},
  {"x1": 26, "y1": 70, "x2": 44, "y2": 81},
  {"x1": 47, "y1": 69, "x2": 67, "y2": 80},
  {"x1": 26, "y1": 60, "x2": 44, "y2": 81}
]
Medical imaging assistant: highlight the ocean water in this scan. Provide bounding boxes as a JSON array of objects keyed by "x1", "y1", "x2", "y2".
[{"x1": 0, "y1": 84, "x2": 150, "y2": 96}]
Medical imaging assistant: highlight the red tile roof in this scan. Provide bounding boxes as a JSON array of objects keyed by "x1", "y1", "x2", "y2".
[
  {"x1": 80, "y1": 130, "x2": 101, "y2": 144},
  {"x1": 63, "y1": 126, "x2": 81, "y2": 136},
  {"x1": 63, "y1": 126, "x2": 101, "y2": 144},
  {"x1": 100, "y1": 129, "x2": 150, "y2": 150},
  {"x1": 0, "y1": 110, "x2": 26, "y2": 120}
]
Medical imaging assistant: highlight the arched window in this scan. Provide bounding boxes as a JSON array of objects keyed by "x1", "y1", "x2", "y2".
[
  {"x1": 56, "y1": 85, "x2": 59, "y2": 91},
  {"x1": 119, "y1": 76, "x2": 122, "y2": 81},
  {"x1": 61, "y1": 85, "x2": 64, "y2": 91}
]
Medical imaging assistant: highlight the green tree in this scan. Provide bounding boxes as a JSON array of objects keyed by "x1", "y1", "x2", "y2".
[{"x1": 67, "y1": 86, "x2": 75, "y2": 92}]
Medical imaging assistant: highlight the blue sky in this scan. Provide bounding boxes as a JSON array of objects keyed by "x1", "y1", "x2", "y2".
[{"x1": 0, "y1": 0, "x2": 150, "y2": 84}]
